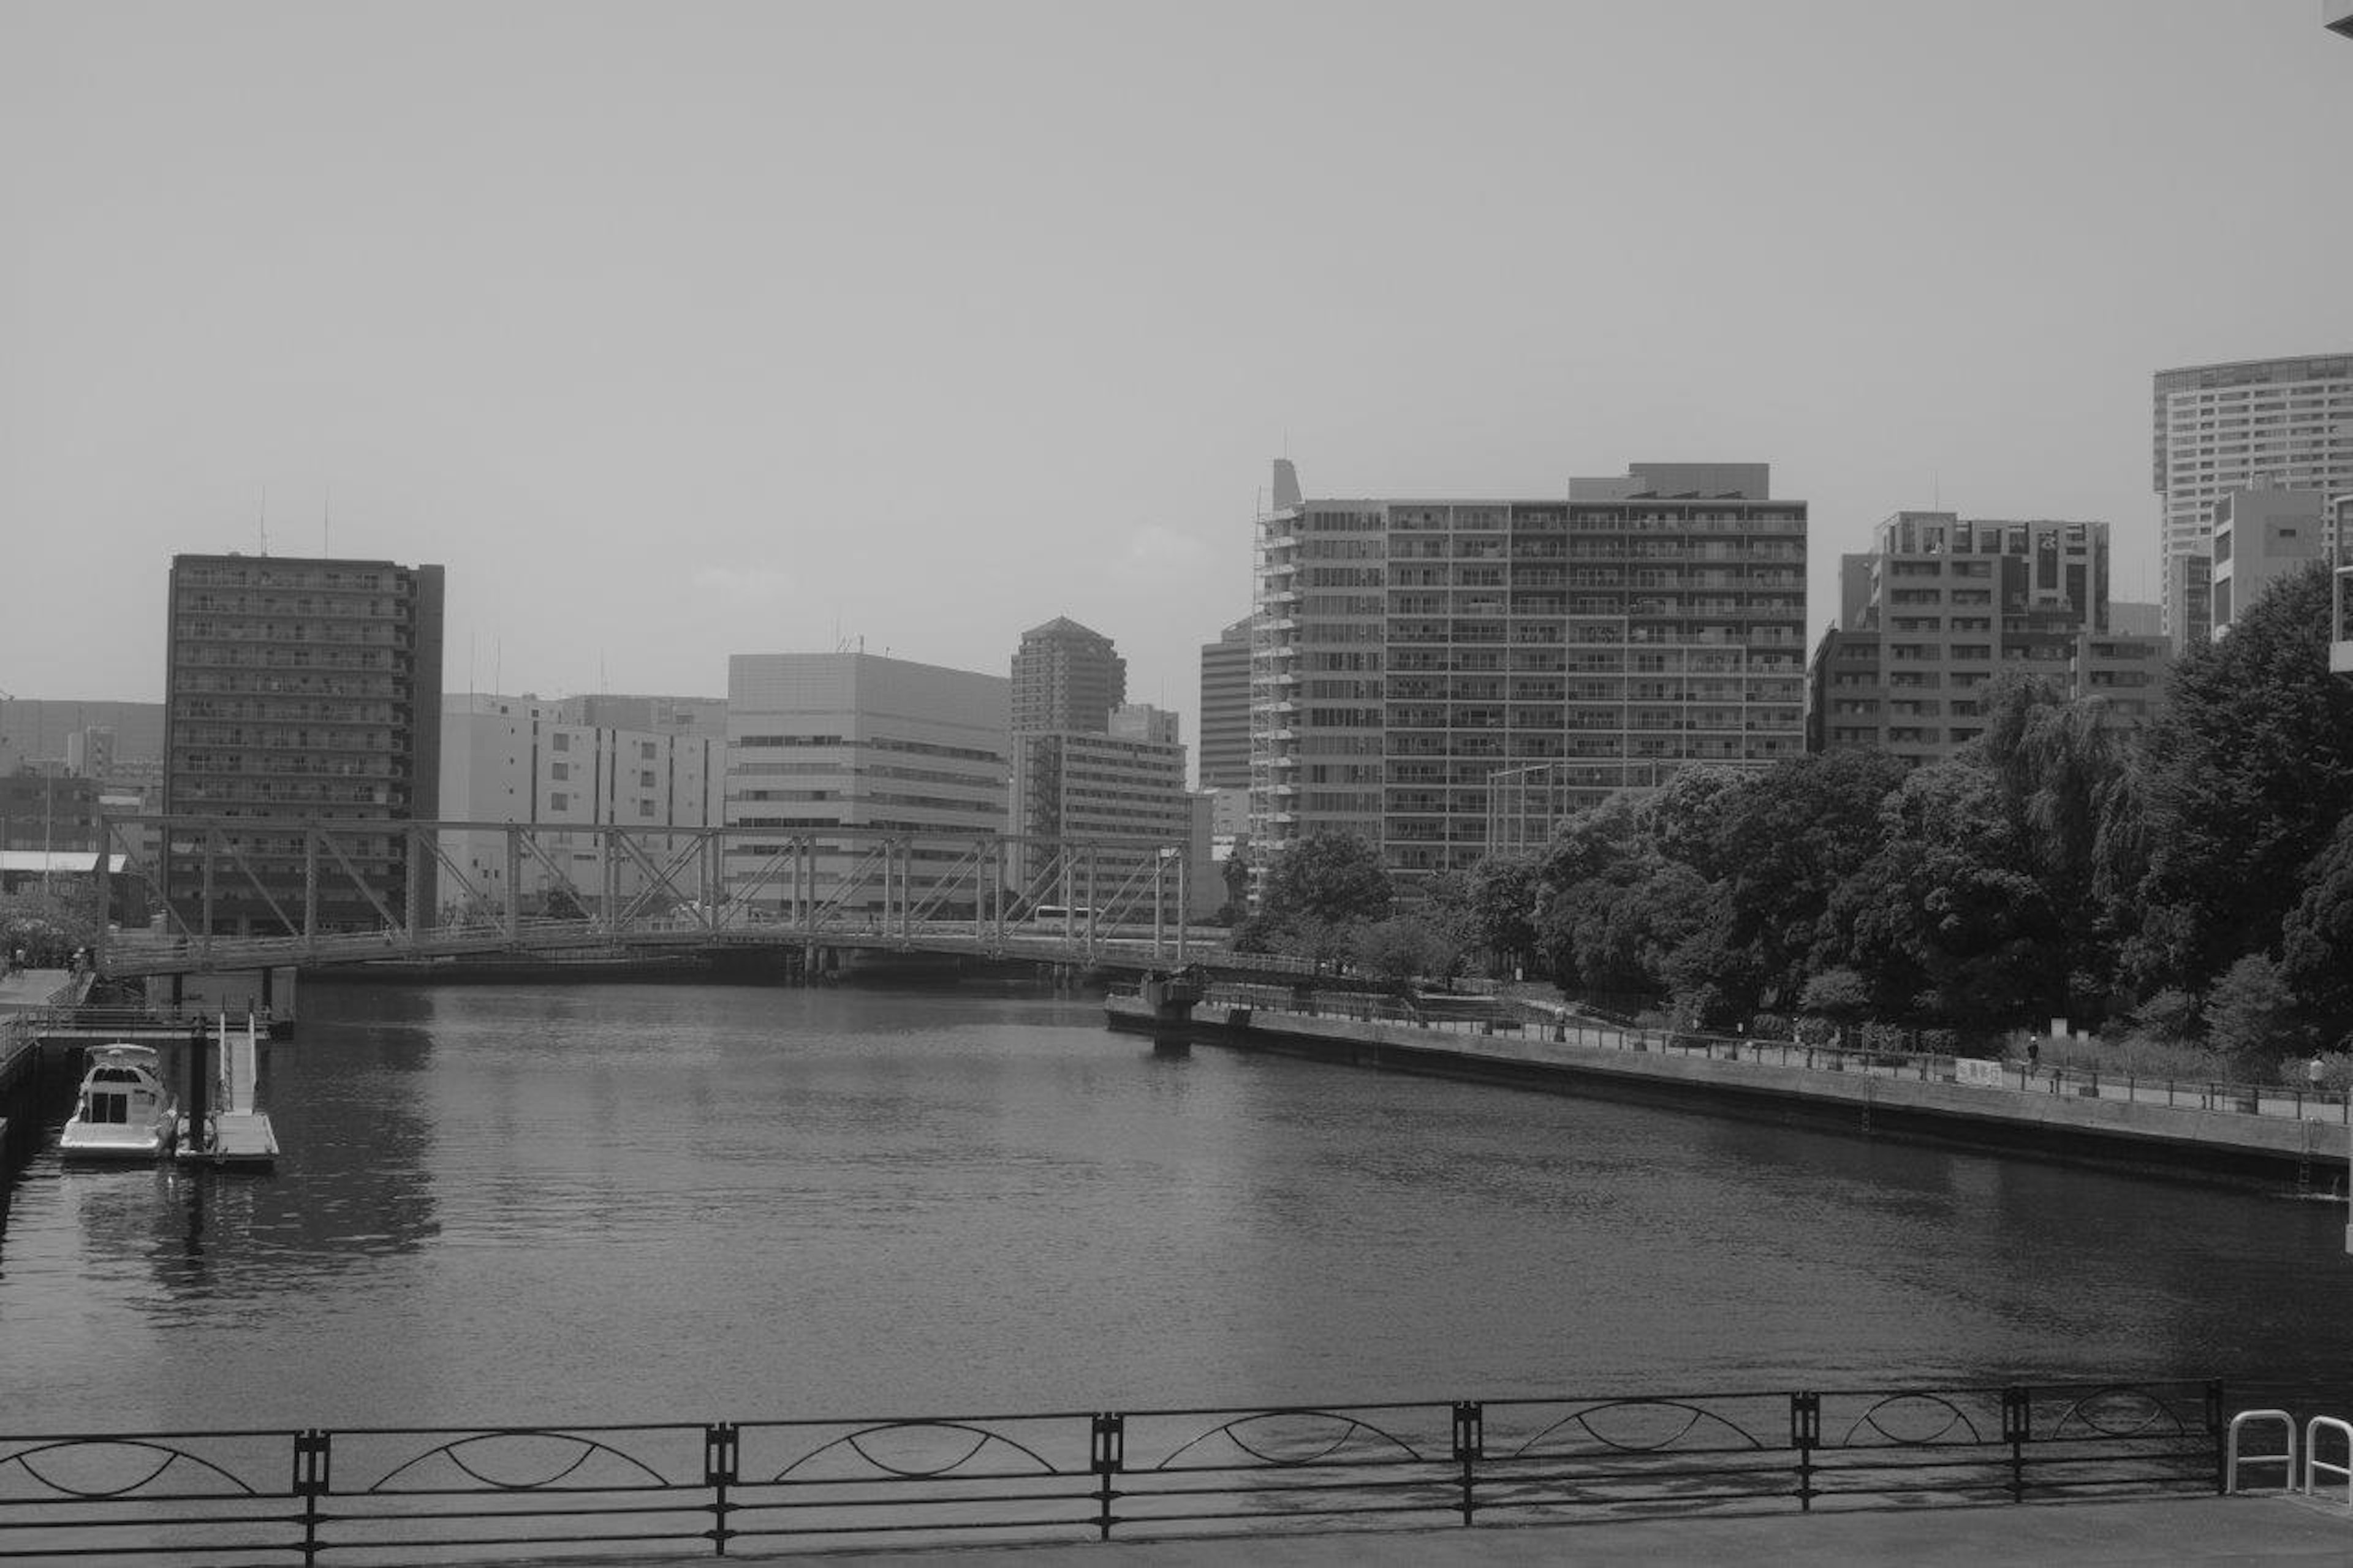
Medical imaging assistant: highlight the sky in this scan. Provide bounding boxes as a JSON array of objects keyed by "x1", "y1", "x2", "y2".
[{"x1": 4, "y1": 1, "x2": 2349, "y2": 736}]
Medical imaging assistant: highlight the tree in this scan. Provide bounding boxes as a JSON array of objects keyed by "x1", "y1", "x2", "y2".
[
  {"x1": 1827, "y1": 761, "x2": 2059, "y2": 1028},
  {"x1": 1259, "y1": 832, "x2": 1393, "y2": 930},
  {"x1": 2205, "y1": 953, "x2": 2309, "y2": 1066},
  {"x1": 2281, "y1": 814, "x2": 2353, "y2": 1048},
  {"x1": 2128, "y1": 564, "x2": 2353, "y2": 994},
  {"x1": 1216, "y1": 840, "x2": 1252, "y2": 926},
  {"x1": 1351, "y1": 915, "x2": 1463, "y2": 989},
  {"x1": 1683, "y1": 749, "x2": 1910, "y2": 1014},
  {"x1": 1434, "y1": 857, "x2": 1539, "y2": 976}
]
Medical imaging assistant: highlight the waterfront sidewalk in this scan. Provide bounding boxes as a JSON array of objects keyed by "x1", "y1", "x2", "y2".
[
  {"x1": 0, "y1": 967, "x2": 75, "y2": 1010},
  {"x1": 719, "y1": 1494, "x2": 2353, "y2": 1566}
]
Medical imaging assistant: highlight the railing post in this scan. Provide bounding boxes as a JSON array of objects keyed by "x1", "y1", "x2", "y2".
[
  {"x1": 1091, "y1": 1412, "x2": 1124, "y2": 1541},
  {"x1": 2002, "y1": 1386, "x2": 2031, "y2": 1502},
  {"x1": 1790, "y1": 1392, "x2": 1819, "y2": 1511},
  {"x1": 704, "y1": 1422, "x2": 739, "y2": 1555},
  {"x1": 2208, "y1": 1381, "x2": 2227, "y2": 1495},
  {"x1": 294, "y1": 1428, "x2": 332, "y2": 1567},
  {"x1": 1451, "y1": 1401, "x2": 1483, "y2": 1525}
]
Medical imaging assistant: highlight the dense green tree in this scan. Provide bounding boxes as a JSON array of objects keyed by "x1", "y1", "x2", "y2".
[
  {"x1": 1351, "y1": 915, "x2": 1464, "y2": 988},
  {"x1": 1963, "y1": 673, "x2": 2143, "y2": 1018},
  {"x1": 2128, "y1": 564, "x2": 2353, "y2": 993},
  {"x1": 1443, "y1": 855, "x2": 1540, "y2": 975},
  {"x1": 1684, "y1": 748, "x2": 1910, "y2": 1013},
  {"x1": 2205, "y1": 953, "x2": 2310, "y2": 1065},
  {"x1": 2281, "y1": 813, "x2": 2353, "y2": 1048},
  {"x1": 1260, "y1": 831, "x2": 1393, "y2": 928},
  {"x1": 1830, "y1": 762, "x2": 2057, "y2": 1027}
]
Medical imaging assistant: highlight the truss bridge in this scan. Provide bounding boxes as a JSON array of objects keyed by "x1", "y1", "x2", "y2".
[{"x1": 89, "y1": 816, "x2": 1273, "y2": 982}]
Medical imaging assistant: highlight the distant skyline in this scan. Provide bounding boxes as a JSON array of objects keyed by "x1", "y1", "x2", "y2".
[{"x1": 4, "y1": 2, "x2": 2348, "y2": 727}]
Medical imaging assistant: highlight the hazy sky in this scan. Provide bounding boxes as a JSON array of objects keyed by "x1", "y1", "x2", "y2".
[{"x1": 4, "y1": 1, "x2": 2348, "y2": 730}]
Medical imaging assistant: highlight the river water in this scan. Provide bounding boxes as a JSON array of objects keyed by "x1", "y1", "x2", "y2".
[{"x1": 1, "y1": 981, "x2": 2347, "y2": 1434}]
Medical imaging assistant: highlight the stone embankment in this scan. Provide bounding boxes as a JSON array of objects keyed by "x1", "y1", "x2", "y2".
[{"x1": 1106, "y1": 990, "x2": 2349, "y2": 1190}]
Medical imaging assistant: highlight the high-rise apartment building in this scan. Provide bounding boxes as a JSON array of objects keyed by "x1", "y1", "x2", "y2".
[
  {"x1": 1197, "y1": 617, "x2": 1254, "y2": 790},
  {"x1": 723, "y1": 652, "x2": 1008, "y2": 920},
  {"x1": 1806, "y1": 512, "x2": 2167, "y2": 765},
  {"x1": 2152, "y1": 354, "x2": 2353, "y2": 642},
  {"x1": 162, "y1": 553, "x2": 445, "y2": 931},
  {"x1": 1010, "y1": 618, "x2": 1125, "y2": 735},
  {"x1": 1252, "y1": 463, "x2": 1808, "y2": 879}
]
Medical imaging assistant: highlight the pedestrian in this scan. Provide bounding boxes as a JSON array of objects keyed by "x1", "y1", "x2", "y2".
[
  {"x1": 2308, "y1": 1054, "x2": 2326, "y2": 1091},
  {"x1": 2027, "y1": 1039, "x2": 2040, "y2": 1072}
]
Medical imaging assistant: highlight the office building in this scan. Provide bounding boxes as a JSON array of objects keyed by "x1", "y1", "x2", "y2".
[
  {"x1": 2152, "y1": 354, "x2": 2353, "y2": 640},
  {"x1": 1806, "y1": 512, "x2": 2166, "y2": 765},
  {"x1": 439, "y1": 693, "x2": 726, "y2": 918},
  {"x1": 1253, "y1": 461, "x2": 1808, "y2": 879},
  {"x1": 1005, "y1": 700, "x2": 1193, "y2": 920},
  {"x1": 162, "y1": 553, "x2": 444, "y2": 932},
  {"x1": 2212, "y1": 488, "x2": 2327, "y2": 638},
  {"x1": 1197, "y1": 617, "x2": 1254, "y2": 789},
  {"x1": 1010, "y1": 618, "x2": 1124, "y2": 735},
  {"x1": 723, "y1": 652, "x2": 1009, "y2": 920}
]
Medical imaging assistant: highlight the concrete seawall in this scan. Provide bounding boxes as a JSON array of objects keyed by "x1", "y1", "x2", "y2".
[{"x1": 1106, "y1": 996, "x2": 2350, "y2": 1191}]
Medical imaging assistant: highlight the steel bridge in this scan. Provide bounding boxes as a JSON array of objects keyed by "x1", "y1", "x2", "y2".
[{"x1": 91, "y1": 815, "x2": 1257, "y2": 980}]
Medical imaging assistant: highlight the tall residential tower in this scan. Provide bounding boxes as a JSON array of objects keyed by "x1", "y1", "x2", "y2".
[
  {"x1": 1010, "y1": 618, "x2": 1125, "y2": 735},
  {"x1": 1251, "y1": 463, "x2": 1808, "y2": 877},
  {"x1": 2152, "y1": 354, "x2": 2353, "y2": 643},
  {"x1": 162, "y1": 553, "x2": 445, "y2": 931}
]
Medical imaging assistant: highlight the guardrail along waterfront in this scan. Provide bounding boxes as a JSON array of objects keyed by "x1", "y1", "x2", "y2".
[
  {"x1": 1173, "y1": 983, "x2": 2353, "y2": 1128},
  {"x1": 1115, "y1": 987, "x2": 2352, "y2": 1188},
  {"x1": 0, "y1": 1381, "x2": 2225, "y2": 1564}
]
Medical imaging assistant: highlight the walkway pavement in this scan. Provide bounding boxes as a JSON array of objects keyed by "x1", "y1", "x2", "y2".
[
  {"x1": 0, "y1": 967, "x2": 74, "y2": 1010},
  {"x1": 691, "y1": 1495, "x2": 2353, "y2": 1566}
]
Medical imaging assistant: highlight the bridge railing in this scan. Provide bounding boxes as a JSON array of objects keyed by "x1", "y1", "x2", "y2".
[{"x1": 0, "y1": 1379, "x2": 2222, "y2": 1563}]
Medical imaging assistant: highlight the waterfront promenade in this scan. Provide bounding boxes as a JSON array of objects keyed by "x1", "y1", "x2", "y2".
[{"x1": 1109, "y1": 989, "x2": 2352, "y2": 1186}]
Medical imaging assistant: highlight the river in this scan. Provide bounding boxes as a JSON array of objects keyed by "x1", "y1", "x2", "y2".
[{"x1": 1, "y1": 980, "x2": 2346, "y2": 1434}]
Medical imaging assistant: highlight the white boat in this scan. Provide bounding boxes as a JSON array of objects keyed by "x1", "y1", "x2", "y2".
[
  {"x1": 59, "y1": 1044, "x2": 179, "y2": 1161},
  {"x1": 176, "y1": 1013, "x2": 279, "y2": 1169}
]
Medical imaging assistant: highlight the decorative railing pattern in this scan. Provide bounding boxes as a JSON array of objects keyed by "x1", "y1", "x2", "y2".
[{"x1": 0, "y1": 1381, "x2": 2222, "y2": 1562}]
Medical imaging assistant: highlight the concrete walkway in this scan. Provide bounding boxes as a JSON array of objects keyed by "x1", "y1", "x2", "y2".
[
  {"x1": 692, "y1": 1495, "x2": 2353, "y2": 1566},
  {"x1": 0, "y1": 966, "x2": 75, "y2": 1010}
]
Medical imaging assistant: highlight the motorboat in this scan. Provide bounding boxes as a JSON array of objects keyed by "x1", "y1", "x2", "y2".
[
  {"x1": 59, "y1": 1044, "x2": 179, "y2": 1161},
  {"x1": 176, "y1": 1013, "x2": 279, "y2": 1170}
]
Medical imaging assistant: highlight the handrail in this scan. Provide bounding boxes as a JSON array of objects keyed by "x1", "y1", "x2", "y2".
[
  {"x1": 0, "y1": 1378, "x2": 2226, "y2": 1562},
  {"x1": 2228, "y1": 1409, "x2": 2297, "y2": 1491},
  {"x1": 2306, "y1": 1417, "x2": 2352, "y2": 1503},
  {"x1": 1151, "y1": 987, "x2": 2353, "y2": 1131}
]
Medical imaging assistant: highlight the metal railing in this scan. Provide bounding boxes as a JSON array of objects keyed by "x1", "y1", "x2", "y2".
[
  {"x1": 1166, "y1": 987, "x2": 2353, "y2": 1132},
  {"x1": 0, "y1": 1380, "x2": 2224, "y2": 1564}
]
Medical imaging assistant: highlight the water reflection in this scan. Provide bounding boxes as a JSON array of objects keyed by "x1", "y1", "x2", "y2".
[{"x1": 0, "y1": 982, "x2": 2347, "y2": 1436}]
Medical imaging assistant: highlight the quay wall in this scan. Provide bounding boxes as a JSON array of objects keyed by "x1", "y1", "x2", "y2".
[{"x1": 1107, "y1": 997, "x2": 2347, "y2": 1190}]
